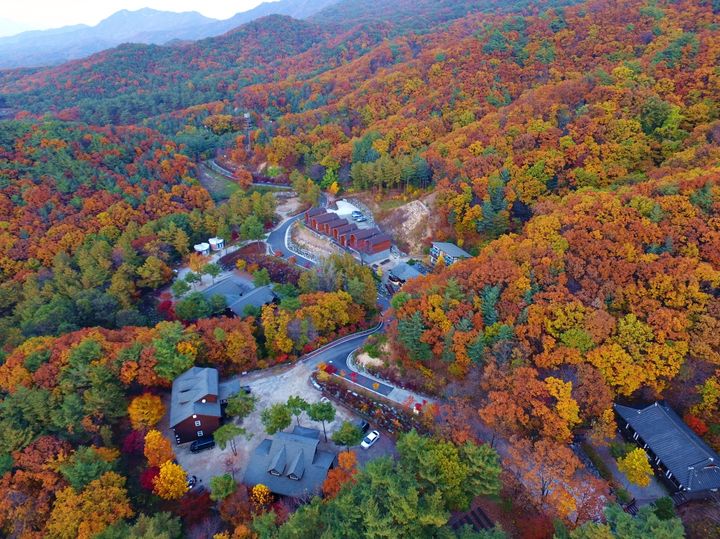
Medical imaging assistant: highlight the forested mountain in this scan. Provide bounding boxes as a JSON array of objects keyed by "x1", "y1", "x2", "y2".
[
  {"x1": 0, "y1": 0, "x2": 719, "y2": 537},
  {"x1": 0, "y1": 9, "x2": 216, "y2": 69},
  {"x1": 0, "y1": 2, "x2": 342, "y2": 69},
  {"x1": 0, "y1": 0, "x2": 580, "y2": 126},
  {"x1": 0, "y1": 16, "x2": 338, "y2": 125}
]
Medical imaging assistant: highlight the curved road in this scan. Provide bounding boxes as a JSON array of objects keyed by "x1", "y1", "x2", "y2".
[
  {"x1": 212, "y1": 161, "x2": 403, "y2": 397},
  {"x1": 266, "y1": 213, "x2": 314, "y2": 268}
]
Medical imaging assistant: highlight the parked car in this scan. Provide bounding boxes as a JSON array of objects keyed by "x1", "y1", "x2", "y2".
[
  {"x1": 354, "y1": 215, "x2": 368, "y2": 222},
  {"x1": 190, "y1": 437, "x2": 215, "y2": 453},
  {"x1": 361, "y1": 430, "x2": 380, "y2": 449},
  {"x1": 351, "y1": 210, "x2": 363, "y2": 218},
  {"x1": 187, "y1": 475, "x2": 198, "y2": 489},
  {"x1": 311, "y1": 378, "x2": 322, "y2": 390},
  {"x1": 354, "y1": 419, "x2": 370, "y2": 434}
]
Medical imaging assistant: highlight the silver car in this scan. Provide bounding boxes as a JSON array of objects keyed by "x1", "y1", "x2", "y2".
[{"x1": 361, "y1": 430, "x2": 380, "y2": 449}]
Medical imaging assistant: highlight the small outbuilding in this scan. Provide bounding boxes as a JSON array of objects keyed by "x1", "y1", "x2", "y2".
[
  {"x1": 208, "y1": 237, "x2": 225, "y2": 251},
  {"x1": 194, "y1": 242, "x2": 211, "y2": 256}
]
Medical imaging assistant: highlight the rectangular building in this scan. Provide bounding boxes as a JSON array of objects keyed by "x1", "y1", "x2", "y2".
[{"x1": 615, "y1": 402, "x2": 720, "y2": 495}]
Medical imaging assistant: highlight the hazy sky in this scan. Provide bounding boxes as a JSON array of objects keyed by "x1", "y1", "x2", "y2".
[{"x1": 1, "y1": 1, "x2": 272, "y2": 36}]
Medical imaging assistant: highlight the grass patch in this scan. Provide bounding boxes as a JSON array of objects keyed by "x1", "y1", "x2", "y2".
[{"x1": 199, "y1": 165, "x2": 240, "y2": 201}]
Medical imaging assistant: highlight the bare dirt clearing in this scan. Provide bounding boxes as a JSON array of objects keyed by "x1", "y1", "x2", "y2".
[
  {"x1": 275, "y1": 194, "x2": 302, "y2": 219},
  {"x1": 355, "y1": 192, "x2": 436, "y2": 256},
  {"x1": 355, "y1": 351, "x2": 384, "y2": 369},
  {"x1": 291, "y1": 223, "x2": 344, "y2": 259}
]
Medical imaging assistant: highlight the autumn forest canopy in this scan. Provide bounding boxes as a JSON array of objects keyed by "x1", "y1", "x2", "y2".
[{"x1": 0, "y1": 0, "x2": 719, "y2": 537}]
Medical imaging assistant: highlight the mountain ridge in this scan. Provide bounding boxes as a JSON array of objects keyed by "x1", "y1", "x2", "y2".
[{"x1": 0, "y1": 1, "x2": 341, "y2": 69}]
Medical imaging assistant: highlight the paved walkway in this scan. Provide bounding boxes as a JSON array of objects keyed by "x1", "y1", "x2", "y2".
[{"x1": 595, "y1": 440, "x2": 669, "y2": 505}]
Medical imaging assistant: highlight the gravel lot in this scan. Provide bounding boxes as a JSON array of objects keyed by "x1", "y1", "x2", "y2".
[{"x1": 169, "y1": 363, "x2": 383, "y2": 489}]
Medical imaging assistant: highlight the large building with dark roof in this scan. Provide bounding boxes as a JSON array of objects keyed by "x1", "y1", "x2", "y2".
[
  {"x1": 615, "y1": 402, "x2": 720, "y2": 495},
  {"x1": 243, "y1": 426, "x2": 336, "y2": 498},
  {"x1": 201, "y1": 276, "x2": 275, "y2": 317},
  {"x1": 170, "y1": 367, "x2": 240, "y2": 444}
]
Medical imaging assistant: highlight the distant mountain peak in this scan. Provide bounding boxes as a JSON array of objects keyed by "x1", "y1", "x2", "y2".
[{"x1": 0, "y1": 0, "x2": 342, "y2": 69}]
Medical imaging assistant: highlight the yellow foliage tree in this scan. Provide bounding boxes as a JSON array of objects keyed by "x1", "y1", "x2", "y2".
[
  {"x1": 153, "y1": 461, "x2": 188, "y2": 500},
  {"x1": 251, "y1": 483, "x2": 273, "y2": 510},
  {"x1": 46, "y1": 471, "x2": 133, "y2": 539},
  {"x1": 617, "y1": 448, "x2": 654, "y2": 487},
  {"x1": 128, "y1": 393, "x2": 165, "y2": 430},
  {"x1": 144, "y1": 429, "x2": 175, "y2": 468},
  {"x1": 545, "y1": 377, "x2": 581, "y2": 431}
]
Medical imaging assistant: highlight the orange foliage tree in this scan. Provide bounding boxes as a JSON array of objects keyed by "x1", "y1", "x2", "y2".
[
  {"x1": 144, "y1": 430, "x2": 175, "y2": 468},
  {"x1": 322, "y1": 450, "x2": 359, "y2": 498}
]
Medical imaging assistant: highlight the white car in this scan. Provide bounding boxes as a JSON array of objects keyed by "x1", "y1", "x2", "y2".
[{"x1": 361, "y1": 430, "x2": 380, "y2": 449}]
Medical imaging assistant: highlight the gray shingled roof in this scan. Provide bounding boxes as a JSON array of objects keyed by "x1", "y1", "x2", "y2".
[
  {"x1": 201, "y1": 277, "x2": 275, "y2": 316},
  {"x1": 615, "y1": 402, "x2": 720, "y2": 491},
  {"x1": 170, "y1": 367, "x2": 221, "y2": 427},
  {"x1": 243, "y1": 426, "x2": 336, "y2": 497},
  {"x1": 219, "y1": 379, "x2": 241, "y2": 401},
  {"x1": 201, "y1": 276, "x2": 252, "y2": 304},
  {"x1": 227, "y1": 285, "x2": 275, "y2": 316},
  {"x1": 390, "y1": 263, "x2": 422, "y2": 282},
  {"x1": 432, "y1": 241, "x2": 471, "y2": 259}
]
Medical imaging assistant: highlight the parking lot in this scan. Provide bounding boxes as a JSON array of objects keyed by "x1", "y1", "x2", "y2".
[{"x1": 169, "y1": 361, "x2": 396, "y2": 489}]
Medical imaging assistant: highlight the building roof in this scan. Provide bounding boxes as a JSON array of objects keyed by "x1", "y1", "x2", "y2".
[
  {"x1": 243, "y1": 426, "x2": 336, "y2": 497},
  {"x1": 201, "y1": 277, "x2": 274, "y2": 316},
  {"x1": 227, "y1": 285, "x2": 275, "y2": 316},
  {"x1": 170, "y1": 367, "x2": 221, "y2": 427},
  {"x1": 219, "y1": 379, "x2": 241, "y2": 401},
  {"x1": 353, "y1": 228, "x2": 381, "y2": 241},
  {"x1": 202, "y1": 276, "x2": 253, "y2": 304},
  {"x1": 365, "y1": 233, "x2": 392, "y2": 247},
  {"x1": 306, "y1": 207, "x2": 326, "y2": 218},
  {"x1": 194, "y1": 242, "x2": 210, "y2": 251},
  {"x1": 325, "y1": 217, "x2": 349, "y2": 230},
  {"x1": 314, "y1": 212, "x2": 337, "y2": 224},
  {"x1": 615, "y1": 402, "x2": 720, "y2": 491},
  {"x1": 390, "y1": 262, "x2": 422, "y2": 282},
  {"x1": 336, "y1": 223, "x2": 358, "y2": 236},
  {"x1": 432, "y1": 241, "x2": 471, "y2": 259}
]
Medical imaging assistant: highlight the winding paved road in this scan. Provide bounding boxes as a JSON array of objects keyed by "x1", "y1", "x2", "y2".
[
  {"x1": 210, "y1": 161, "x2": 421, "y2": 403},
  {"x1": 266, "y1": 213, "x2": 314, "y2": 267}
]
